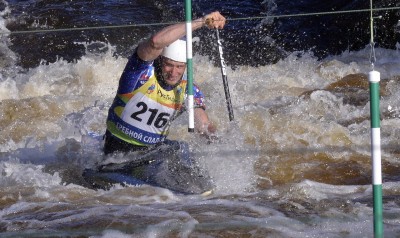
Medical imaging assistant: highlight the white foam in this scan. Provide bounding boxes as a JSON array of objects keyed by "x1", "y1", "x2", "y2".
[{"x1": 0, "y1": 160, "x2": 62, "y2": 187}]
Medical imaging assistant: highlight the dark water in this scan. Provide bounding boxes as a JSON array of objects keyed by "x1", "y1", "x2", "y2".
[
  {"x1": 1, "y1": 0, "x2": 400, "y2": 237},
  {"x1": 3, "y1": 0, "x2": 400, "y2": 68}
]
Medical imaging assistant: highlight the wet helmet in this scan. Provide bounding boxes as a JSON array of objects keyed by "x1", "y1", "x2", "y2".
[{"x1": 161, "y1": 39, "x2": 187, "y2": 63}]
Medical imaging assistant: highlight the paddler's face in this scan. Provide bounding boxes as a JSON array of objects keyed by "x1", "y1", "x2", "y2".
[{"x1": 161, "y1": 57, "x2": 186, "y2": 86}]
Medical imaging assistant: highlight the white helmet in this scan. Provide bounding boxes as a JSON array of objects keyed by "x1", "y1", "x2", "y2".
[{"x1": 161, "y1": 39, "x2": 187, "y2": 63}]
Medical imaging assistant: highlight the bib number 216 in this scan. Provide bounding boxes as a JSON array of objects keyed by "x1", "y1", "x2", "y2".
[{"x1": 130, "y1": 102, "x2": 170, "y2": 128}]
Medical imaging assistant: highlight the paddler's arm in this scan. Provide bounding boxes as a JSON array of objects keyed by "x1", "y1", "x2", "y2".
[{"x1": 137, "y1": 11, "x2": 226, "y2": 61}]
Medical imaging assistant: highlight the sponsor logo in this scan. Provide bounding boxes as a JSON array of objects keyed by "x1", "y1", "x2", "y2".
[
  {"x1": 157, "y1": 89, "x2": 180, "y2": 103},
  {"x1": 147, "y1": 84, "x2": 155, "y2": 94}
]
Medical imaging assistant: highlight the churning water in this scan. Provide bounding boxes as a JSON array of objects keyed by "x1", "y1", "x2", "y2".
[{"x1": 1, "y1": 0, "x2": 400, "y2": 237}]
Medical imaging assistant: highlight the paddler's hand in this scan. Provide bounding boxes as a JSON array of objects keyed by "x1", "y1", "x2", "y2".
[
  {"x1": 201, "y1": 124, "x2": 221, "y2": 144},
  {"x1": 203, "y1": 11, "x2": 226, "y2": 29}
]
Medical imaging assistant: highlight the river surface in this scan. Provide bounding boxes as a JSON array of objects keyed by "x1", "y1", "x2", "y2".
[{"x1": 1, "y1": 0, "x2": 400, "y2": 237}]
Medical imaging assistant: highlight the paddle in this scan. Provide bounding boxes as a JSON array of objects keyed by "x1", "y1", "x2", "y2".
[{"x1": 215, "y1": 28, "x2": 234, "y2": 121}]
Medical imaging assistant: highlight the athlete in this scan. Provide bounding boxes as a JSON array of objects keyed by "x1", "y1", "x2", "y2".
[{"x1": 104, "y1": 11, "x2": 226, "y2": 155}]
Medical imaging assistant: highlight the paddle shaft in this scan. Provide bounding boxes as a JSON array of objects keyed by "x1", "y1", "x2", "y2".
[{"x1": 215, "y1": 29, "x2": 234, "y2": 121}]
